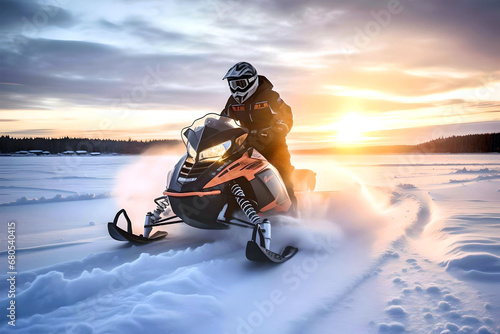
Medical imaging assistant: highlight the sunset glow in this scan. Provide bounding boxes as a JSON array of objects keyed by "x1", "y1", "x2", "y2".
[
  {"x1": 0, "y1": 1, "x2": 499, "y2": 148},
  {"x1": 335, "y1": 113, "x2": 368, "y2": 144}
]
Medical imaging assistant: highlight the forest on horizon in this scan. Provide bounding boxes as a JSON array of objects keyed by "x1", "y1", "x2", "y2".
[{"x1": 0, "y1": 132, "x2": 499, "y2": 155}]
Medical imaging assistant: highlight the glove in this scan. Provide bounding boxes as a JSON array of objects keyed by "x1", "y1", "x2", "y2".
[
  {"x1": 258, "y1": 127, "x2": 272, "y2": 139},
  {"x1": 274, "y1": 123, "x2": 289, "y2": 136},
  {"x1": 245, "y1": 128, "x2": 272, "y2": 151}
]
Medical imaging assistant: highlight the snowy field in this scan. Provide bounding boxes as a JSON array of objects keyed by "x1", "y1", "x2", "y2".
[{"x1": 0, "y1": 153, "x2": 499, "y2": 334}]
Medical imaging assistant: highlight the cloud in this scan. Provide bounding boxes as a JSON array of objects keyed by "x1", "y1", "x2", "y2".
[
  {"x1": 288, "y1": 94, "x2": 435, "y2": 121},
  {"x1": 121, "y1": 18, "x2": 190, "y2": 43},
  {"x1": 3, "y1": 0, "x2": 498, "y2": 108},
  {"x1": 322, "y1": 68, "x2": 488, "y2": 97},
  {"x1": 364, "y1": 120, "x2": 500, "y2": 146},
  {"x1": 0, "y1": 0, "x2": 74, "y2": 31},
  {"x1": 97, "y1": 19, "x2": 122, "y2": 31},
  {"x1": 209, "y1": 0, "x2": 500, "y2": 73},
  {"x1": 0, "y1": 36, "x2": 231, "y2": 110},
  {"x1": 333, "y1": 1, "x2": 500, "y2": 72},
  {"x1": 402, "y1": 0, "x2": 500, "y2": 56},
  {"x1": 1, "y1": 0, "x2": 499, "y2": 143},
  {"x1": 1, "y1": 128, "x2": 57, "y2": 136}
]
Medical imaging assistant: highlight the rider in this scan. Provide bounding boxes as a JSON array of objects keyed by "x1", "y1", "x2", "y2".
[{"x1": 221, "y1": 62, "x2": 297, "y2": 212}]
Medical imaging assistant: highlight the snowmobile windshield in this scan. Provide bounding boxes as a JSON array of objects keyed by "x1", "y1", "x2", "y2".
[{"x1": 181, "y1": 114, "x2": 245, "y2": 161}]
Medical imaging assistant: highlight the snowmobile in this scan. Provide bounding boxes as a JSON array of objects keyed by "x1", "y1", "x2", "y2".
[{"x1": 108, "y1": 113, "x2": 316, "y2": 263}]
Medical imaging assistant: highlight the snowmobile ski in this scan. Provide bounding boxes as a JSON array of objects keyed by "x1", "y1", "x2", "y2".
[
  {"x1": 107, "y1": 222, "x2": 167, "y2": 243},
  {"x1": 246, "y1": 241, "x2": 298, "y2": 263},
  {"x1": 245, "y1": 223, "x2": 298, "y2": 263},
  {"x1": 108, "y1": 209, "x2": 167, "y2": 243}
]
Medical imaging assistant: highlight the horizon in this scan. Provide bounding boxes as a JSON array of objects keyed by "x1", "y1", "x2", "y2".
[
  {"x1": 3, "y1": 131, "x2": 499, "y2": 153},
  {"x1": 1, "y1": 1, "x2": 499, "y2": 150}
]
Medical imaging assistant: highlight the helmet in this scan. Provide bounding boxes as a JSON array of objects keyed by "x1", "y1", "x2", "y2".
[{"x1": 223, "y1": 62, "x2": 259, "y2": 104}]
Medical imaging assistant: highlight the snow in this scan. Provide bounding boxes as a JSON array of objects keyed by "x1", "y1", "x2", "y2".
[
  {"x1": 453, "y1": 167, "x2": 500, "y2": 174},
  {"x1": 0, "y1": 193, "x2": 113, "y2": 207},
  {"x1": 378, "y1": 321, "x2": 406, "y2": 332},
  {"x1": 0, "y1": 153, "x2": 500, "y2": 333},
  {"x1": 397, "y1": 183, "x2": 417, "y2": 189},
  {"x1": 385, "y1": 305, "x2": 407, "y2": 316}
]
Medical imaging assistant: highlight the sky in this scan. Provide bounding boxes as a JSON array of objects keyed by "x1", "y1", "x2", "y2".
[{"x1": 0, "y1": 0, "x2": 499, "y2": 149}]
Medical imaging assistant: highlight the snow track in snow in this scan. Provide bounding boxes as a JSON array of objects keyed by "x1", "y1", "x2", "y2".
[{"x1": 288, "y1": 192, "x2": 430, "y2": 334}]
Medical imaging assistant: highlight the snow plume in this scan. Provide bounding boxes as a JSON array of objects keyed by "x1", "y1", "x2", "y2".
[
  {"x1": 194, "y1": 165, "x2": 394, "y2": 253},
  {"x1": 113, "y1": 150, "x2": 428, "y2": 270},
  {"x1": 297, "y1": 167, "x2": 394, "y2": 241},
  {"x1": 114, "y1": 150, "x2": 181, "y2": 233},
  {"x1": 113, "y1": 151, "x2": 395, "y2": 240}
]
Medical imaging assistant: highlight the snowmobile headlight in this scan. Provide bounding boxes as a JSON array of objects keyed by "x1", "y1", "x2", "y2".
[
  {"x1": 187, "y1": 142, "x2": 196, "y2": 158},
  {"x1": 199, "y1": 140, "x2": 231, "y2": 161}
]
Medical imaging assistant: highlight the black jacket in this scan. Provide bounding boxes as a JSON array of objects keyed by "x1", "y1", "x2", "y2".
[{"x1": 221, "y1": 76, "x2": 293, "y2": 138}]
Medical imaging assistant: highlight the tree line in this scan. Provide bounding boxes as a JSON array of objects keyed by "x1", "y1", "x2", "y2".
[
  {"x1": 415, "y1": 132, "x2": 500, "y2": 153},
  {"x1": 293, "y1": 132, "x2": 500, "y2": 155},
  {"x1": 1, "y1": 132, "x2": 499, "y2": 155},
  {"x1": 0, "y1": 136, "x2": 181, "y2": 154}
]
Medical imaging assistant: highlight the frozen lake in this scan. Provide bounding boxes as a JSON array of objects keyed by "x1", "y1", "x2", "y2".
[{"x1": 0, "y1": 153, "x2": 499, "y2": 333}]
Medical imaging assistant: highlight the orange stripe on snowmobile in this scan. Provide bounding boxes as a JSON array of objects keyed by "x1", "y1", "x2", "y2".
[
  {"x1": 203, "y1": 151, "x2": 269, "y2": 189},
  {"x1": 260, "y1": 197, "x2": 291, "y2": 213},
  {"x1": 163, "y1": 190, "x2": 221, "y2": 197}
]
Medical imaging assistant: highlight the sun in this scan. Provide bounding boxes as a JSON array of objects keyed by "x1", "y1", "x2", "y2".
[{"x1": 335, "y1": 112, "x2": 366, "y2": 144}]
